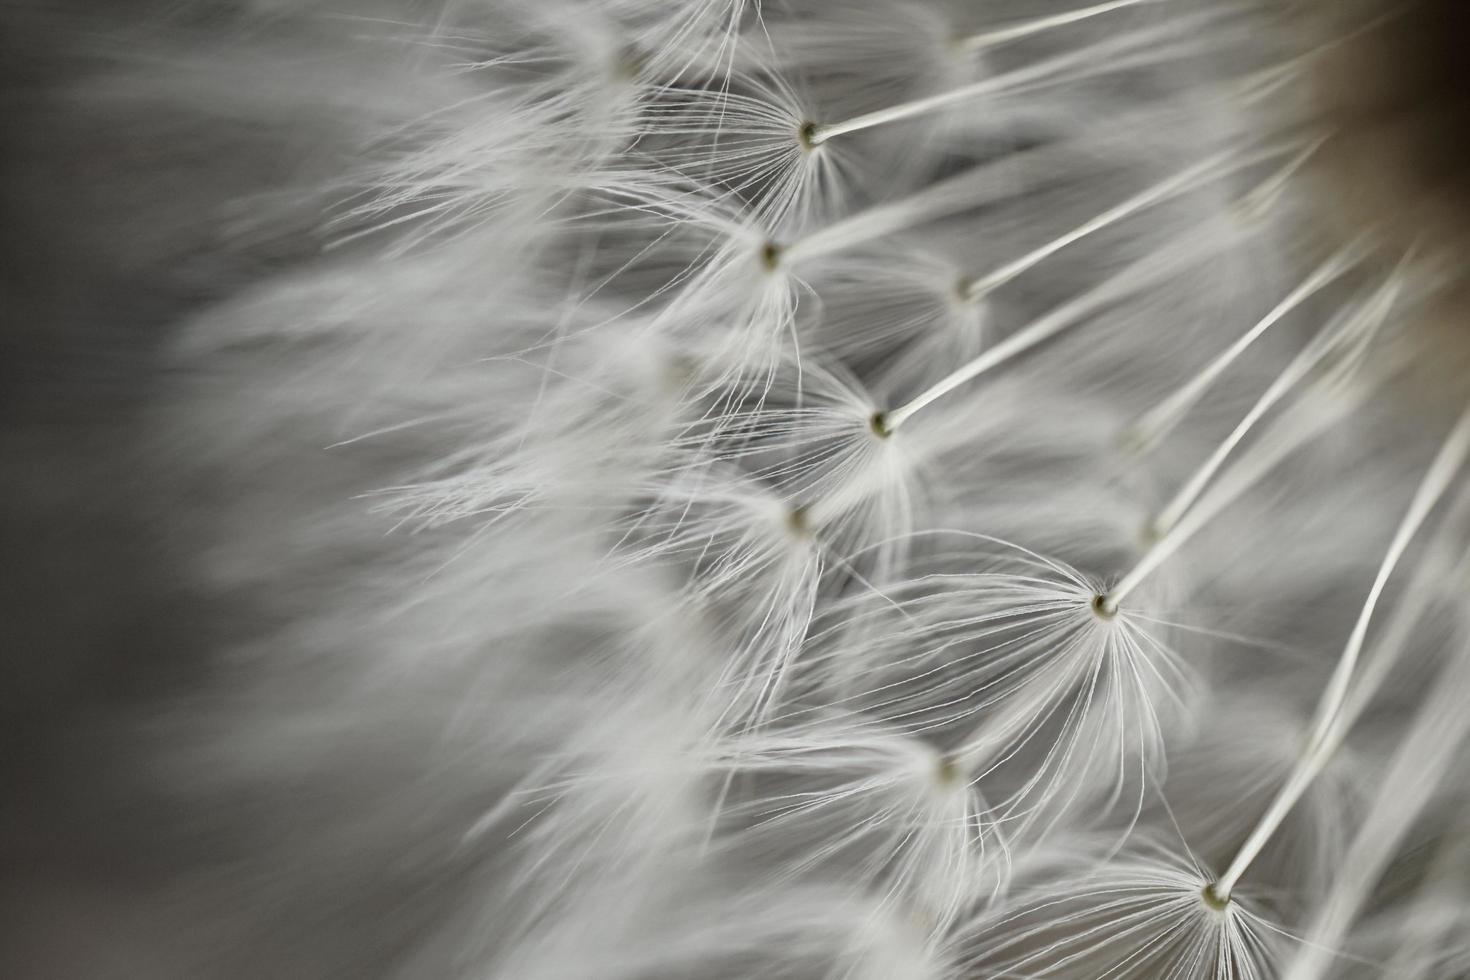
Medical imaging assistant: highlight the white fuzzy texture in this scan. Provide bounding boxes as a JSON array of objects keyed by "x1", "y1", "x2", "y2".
[{"x1": 23, "y1": 0, "x2": 1470, "y2": 977}]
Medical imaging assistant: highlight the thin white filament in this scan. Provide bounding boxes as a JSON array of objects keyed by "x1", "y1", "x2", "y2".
[
  {"x1": 1282, "y1": 635, "x2": 1470, "y2": 980},
  {"x1": 959, "y1": 150, "x2": 1257, "y2": 303},
  {"x1": 958, "y1": 0, "x2": 1166, "y2": 51},
  {"x1": 886, "y1": 143, "x2": 1301, "y2": 432},
  {"x1": 809, "y1": 14, "x2": 1215, "y2": 145},
  {"x1": 1151, "y1": 268, "x2": 1401, "y2": 536},
  {"x1": 780, "y1": 145, "x2": 1075, "y2": 266},
  {"x1": 1127, "y1": 243, "x2": 1363, "y2": 456},
  {"x1": 1212, "y1": 403, "x2": 1470, "y2": 901},
  {"x1": 1103, "y1": 372, "x2": 1382, "y2": 615}
]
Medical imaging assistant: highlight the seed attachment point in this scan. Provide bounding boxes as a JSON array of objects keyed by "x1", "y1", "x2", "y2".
[
  {"x1": 1091, "y1": 593, "x2": 1119, "y2": 620},
  {"x1": 797, "y1": 121, "x2": 821, "y2": 151},
  {"x1": 785, "y1": 504, "x2": 811, "y2": 537},
  {"x1": 1201, "y1": 882, "x2": 1232, "y2": 911},
  {"x1": 869, "y1": 411, "x2": 893, "y2": 439},
  {"x1": 760, "y1": 241, "x2": 784, "y2": 271},
  {"x1": 934, "y1": 753, "x2": 963, "y2": 788}
]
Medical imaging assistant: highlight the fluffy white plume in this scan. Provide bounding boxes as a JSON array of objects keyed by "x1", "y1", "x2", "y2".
[{"x1": 7, "y1": 1, "x2": 1470, "y2": 978}]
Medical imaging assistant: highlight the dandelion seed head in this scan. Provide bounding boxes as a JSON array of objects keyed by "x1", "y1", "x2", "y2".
[{"x1": 26, "y1": 0, "x2": 1470, "y2": 976}]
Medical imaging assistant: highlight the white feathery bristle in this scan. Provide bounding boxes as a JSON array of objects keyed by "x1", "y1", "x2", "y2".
[{"x1": 10, "y1": 1, "x2": 1470, "y2": 977}]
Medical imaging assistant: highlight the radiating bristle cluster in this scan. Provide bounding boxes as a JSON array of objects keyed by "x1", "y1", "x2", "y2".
[{"x1": 19, "y1": 0, "x2": 1470, "y2": 976}]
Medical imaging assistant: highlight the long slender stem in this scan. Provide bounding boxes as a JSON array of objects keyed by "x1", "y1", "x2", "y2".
[
  {"x1": 883, "y1": 144, "x2": 1297, "y2": 433},
  {"x1": 809, "y1": 16, "x2": 1207, "y2": 145},
  {"x1": 1126, "y1": 245, "x2": 1361, "y2": 455},
  {"x1": 1102, "y1": 377, "x2": 1375, "y2": 615},
  {"x1": 1282, "y1": 648, "x2": 1470, "y2": 980},
  {"x1": 960, "y1": 149, "x2": 1242, "y2": 302},
  {"x1": 882, "y1": 234, "x2": 1211, "y2": 432},
  {"x1": 1151, "y1": 272, "x2": 1400, "y2": 536},
  {"x1": 1232, "y1": 9, "x2": 1403, "y2": 105},
  {"x1": 1336, "y1": 500, "x2": 1470, "y2": 732},
  {"x1": 1211, "y1": 404, "x2": 1470, "y2": 902},
  {"x1": 1232, "y1": 135, "x2": 1331, "y2": 221},
  {"x1": 958, "y1": 0, "x2": 1164, "y2": 51},
  {"x1": 780, "y1": 144, "x2": 1071, "y2": 266}
]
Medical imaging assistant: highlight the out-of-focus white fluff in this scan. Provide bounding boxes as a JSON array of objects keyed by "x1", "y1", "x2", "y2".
[{"x1": 20, "y1": 0, "x2": 1470, "y2": 977}]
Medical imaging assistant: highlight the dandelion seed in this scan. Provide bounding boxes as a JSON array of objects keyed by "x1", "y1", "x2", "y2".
[{"x1": 61, "y1": 0, "x2": 1470, "y2": 976}]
